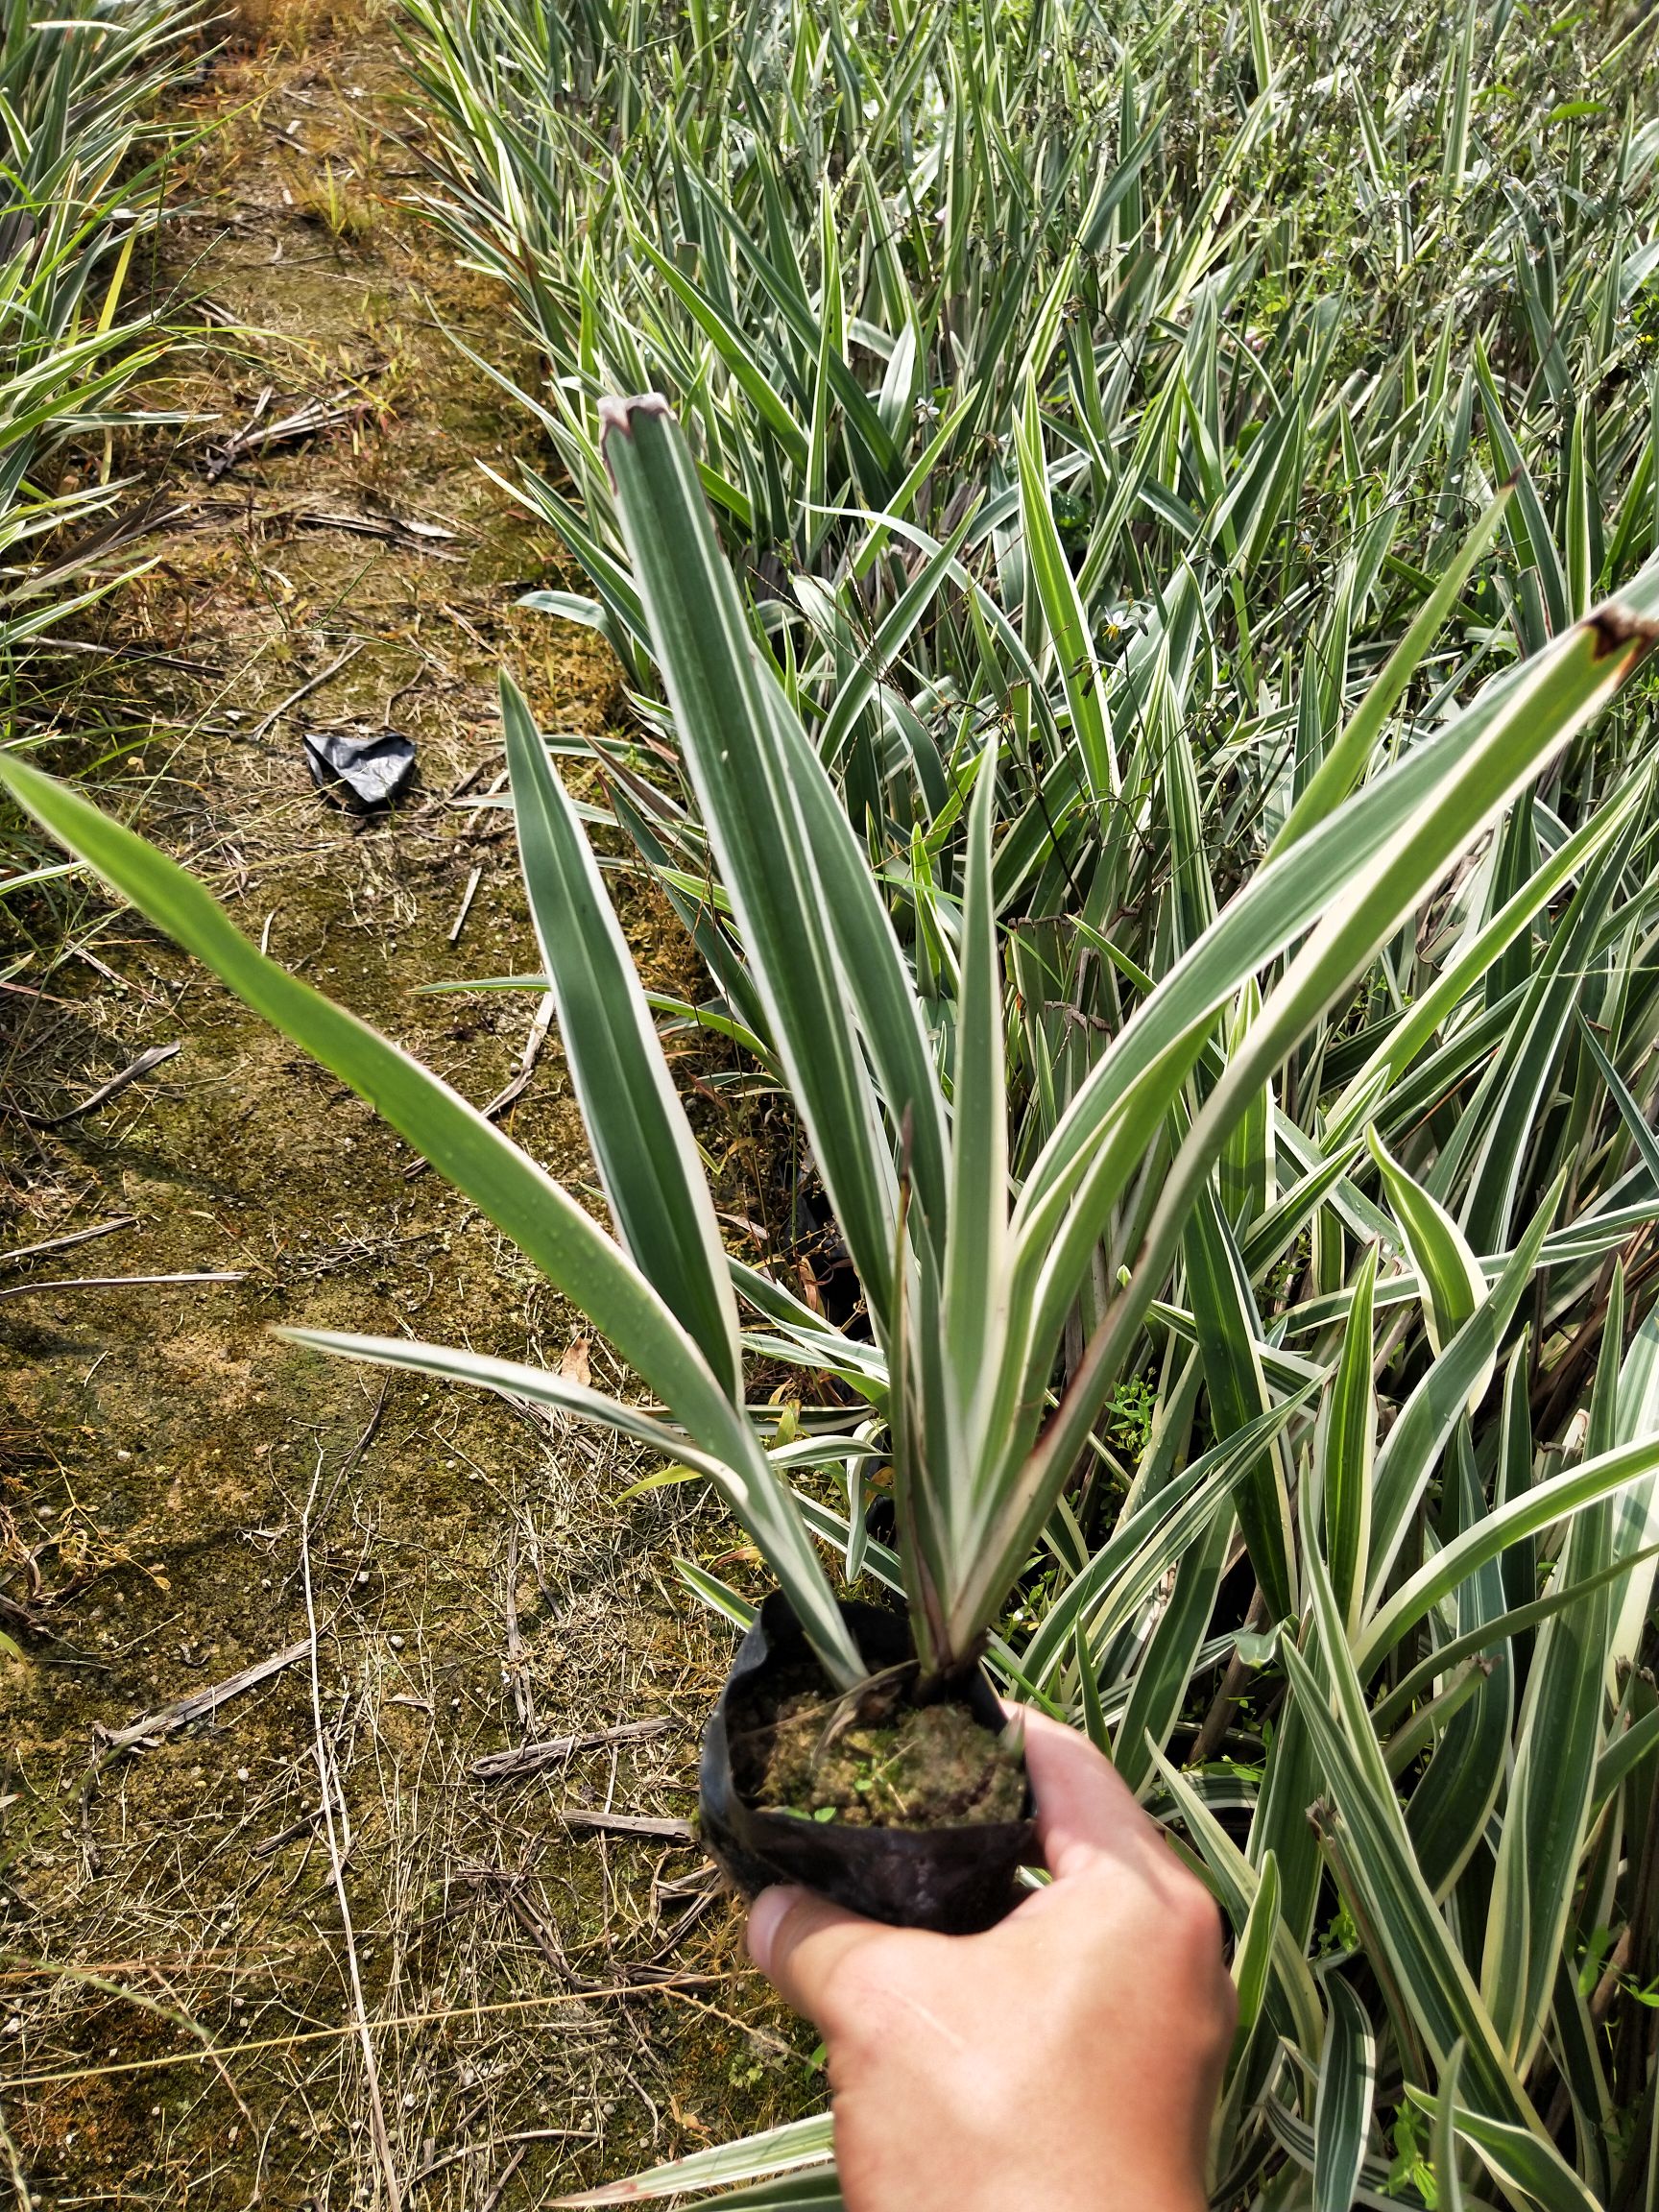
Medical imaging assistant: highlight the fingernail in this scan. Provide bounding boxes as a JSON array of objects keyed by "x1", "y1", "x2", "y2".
[{"x1": 746, "y1": 1885, "x2": 800, "y2": 1976}]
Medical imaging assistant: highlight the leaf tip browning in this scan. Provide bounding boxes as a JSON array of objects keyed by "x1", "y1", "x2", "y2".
[
  {"x1": 598, "y1": 391, "x2": 675, "y2": 493},
  {"x1": 598, "y1": 391, "x2": 671, "y2": 440},
  {"x1": 1588, "y1": 600, "x2": 1659, "y2": 663}
]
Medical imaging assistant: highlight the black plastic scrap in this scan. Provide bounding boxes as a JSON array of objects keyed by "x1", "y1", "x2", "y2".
[{"x1": 303, "y1": 725, "x2": 417, "y2": 808}]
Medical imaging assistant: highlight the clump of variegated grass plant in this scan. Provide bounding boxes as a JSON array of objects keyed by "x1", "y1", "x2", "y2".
[
  {"x1": 3, "y1": 394, "x2": 1653, "y2": 1692},
  {"x1": 395, "y1": 0, "x2": 1659, "y2": 2200},
  {"x1": 10, "y1": 391, "x2": 1659, "y2": 2212},
  {"x1": 401, "y1": 0, "x2": 1659, "y2": 970},
  {"x1": 0, "y1": 0, "x2": 202, "y2": 609},
  {"x1": 0, "y1": 0, "x2": 208, "y2": 929}
]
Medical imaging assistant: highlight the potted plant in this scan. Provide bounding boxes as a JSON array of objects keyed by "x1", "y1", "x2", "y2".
[{"x1": 3, "y1": 396, "x2": 1649, "y2": 1933}]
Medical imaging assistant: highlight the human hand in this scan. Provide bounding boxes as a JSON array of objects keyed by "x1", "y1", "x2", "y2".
[{"x1": 746, "y1": 1709, "x2": 1235, "y2": 2212}]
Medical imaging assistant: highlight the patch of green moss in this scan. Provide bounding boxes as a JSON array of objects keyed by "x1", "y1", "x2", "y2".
[{"x1": 745, "y1": 1685, "x2": 1026, "y2": 1829}]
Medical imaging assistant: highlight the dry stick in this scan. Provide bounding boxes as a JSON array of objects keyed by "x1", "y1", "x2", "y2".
[
  {"x1": 292, "y1": 508, "x2": 458, "y2": 548},
  {"x1": 313, "y1": 1380, "x2": 391, "y2": 1533},
  {"x1": 251, "y1": 1808, "x2": 325, "y2": 1859},
  {"x1": 300, "y1": 1460, "x2": 403, "y2": 2212},
  {"x1": 467, "y1": 1868, "x2": 571, "y2": 1984},
  {"x1": 44, "y1": 637, "x2": 220, "y2": 678},
  {"x1": 141, "y1": 1962, "x2": 258, "y2": 2130},
  {"x1": 205, "y1": 389, "x2": 366, "y2": 481},
  {"x1": 417, "y1": 753, "x2": 499, "y2": 824},
  {"x1": 18, "y1": 1042, "x2": 180, "y2": 1127},
  {"x1": 0, "y1": 1272, "x2": 246, "y2": 1302},
  {"x1": 647, "y1": 1885, "x2": 721, "y2": 1965},
  {"x1": 93, "y1": 1643, "x2": 311, "y2": 1758},
  {"x1": 406, "y1": 2128, "x2": 597, "y2": 2193},
  {"x1": 0, "y1": 2101, "x2": 31, "y2": 2211},
  {"x1": 79, "y1": 1642, "x2": 310, "y2": 1876},
  {"x1": 469, "y1": 1718, "x2": 672, "y2": 1784},
  {"x1": 248, "y1": 640, "x2": 364, "y2": 744},
  {"x1": 403, "y1": 990, "x2": 556, "y2": 1182},
  {"x1": 1188, "y1": 1588, "x2": 1268, "y2": 1767},
  {"x1": 555, "y1": 1812, "x2": 693, "y2": 1841},
  {"x1": 461, "y1": 765, "x2": 510, "y2": 834},
  {"x1": 0, "y1": 1214, "x2": 136, "y2": 1267},
  {"x1": 478, "y1": 2144, "x2": 527, "y2": 2212},
  {"x1": 447, "y1": 865, "x2": 483, "y2": 946},
  {"x1": 503, "y1": 1525, "x2": 536, "y2": 1740}
]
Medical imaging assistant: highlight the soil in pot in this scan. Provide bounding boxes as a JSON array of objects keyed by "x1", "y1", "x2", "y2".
[{"x1": 729, "y1": 1657, "x2": 1027, "y2": 1831}]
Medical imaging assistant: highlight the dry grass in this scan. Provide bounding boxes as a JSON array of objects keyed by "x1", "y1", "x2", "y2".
[{"x1": 0, "y1": 12, "x2": 818, "y2": 2205}]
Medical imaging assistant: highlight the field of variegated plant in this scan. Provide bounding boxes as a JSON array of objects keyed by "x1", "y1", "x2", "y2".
[{"x1": 10, "y1": 0, "x2": 1659, "y2": 2205}]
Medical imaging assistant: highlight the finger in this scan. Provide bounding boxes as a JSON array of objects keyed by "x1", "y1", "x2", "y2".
[
  {"x1": 746, "y1": 1884, "x2": 891, "y2": 2024},
  {"x1": 1016, "y1": 1707, "x2": 1161, "y2": 1880}
]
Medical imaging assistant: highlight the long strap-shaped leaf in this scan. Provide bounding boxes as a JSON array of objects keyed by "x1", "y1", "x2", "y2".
[
  {"x1": 1313, "y1": 1979, "x2": 1377, "y2": 2212},
  {"x1": 1482, "y1": 1277, "x2": 1634, "y2": 2073},
  {"x1": 1357, "y1": 1430, "x2": 1659, "y2": 1677},
  {"x1": 278, "y1": 1327, "x2": 739, "y2": 1474},
  {"x1": 599, "y1": 395, "x2": 947, "y2": 1331},
  {"x1": 1288, "y1": 1560, "x2": 1556, "y2": 2152},
  {"x1": 940, "y1": 751, "x2": 1010, "y2": 1545},
  {"x1": 552, "y1": 2113, "x2": 834, "y2": 2207},
  {"x1": 1320, "y1": 770, "x2": 1645, "y2": 1143},
  {"x1": 499, "y1": 673, "x2": 742, "y2": 1399},
  {"x1": 1365, "y1": 1186, "x2": 1561, "y2": 1610},
  {"x1": 1271, "y1": 484, "x2": 1510, "y2": 855},
  {"x1": 0, "y1": 751, "x2": 864, "y2": 1689}
]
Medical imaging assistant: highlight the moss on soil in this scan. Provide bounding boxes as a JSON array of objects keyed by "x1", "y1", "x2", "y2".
[{"x1": 734, "y1": 1670, "x2": 1026, "y2": 1830}]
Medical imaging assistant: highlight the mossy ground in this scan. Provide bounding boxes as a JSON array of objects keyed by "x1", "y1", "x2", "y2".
[{"x1": 1, "y1": 11, "x2": 822, "y2": 2204}]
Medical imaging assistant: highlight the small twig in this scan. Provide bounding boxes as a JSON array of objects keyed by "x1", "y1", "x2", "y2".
[
  {"x1": 300, "y1": 1457, "x2": 403, "y2": 2212},
  {"x1": 462, "y1": 765, "x2": 510, "y2": 834},
  {"x1": 312, "y1": 1379, "x2": 391, "y2": 1532},
  {"x1": 79, "y1": 1640, "x2": 308, "y2": 1874},
  {"x1": 18, "y1": 1042, "x2": 180, "y2": 1127},
  {"x1": 0, "y1": 1272, "x2": 245, "y2": 1302},
  {"x1": 248, "y1": 640, "x2": 364, "y2": 743},
  {"x1": 40, "y1": 637, "x2": 221, "y2": 678},
  {"x1": 404, "y1": 990, "x2": 555, "y2": 1180},
  {"x1": 407, "y1": 2129, "x2": 597, "y2": 2193},
  {"x1": 503, "y1": 1526, "x2": 536, "y2": 1740},
  {"x1": 292, "y1": 507, "x2": 458, "y2": 549},
  {"x1": 1189, "y1": 1589, "x2": 1268, "y2": 1767},
  {"x1": 478, "y1": 2146, "x2": 527, "y2": 2212},
  {"x1": 142, "y1": 1963, "x2": 257, "y2": 2131},
  {"x1": 556, "y1": 1811, "x2": 693, "y2": 1841},
  {"x1": 5, "y1": 1977, "x2": 738, "y2": 2094},
  {"x1": 447, "y1": 864, "x2": 482, "y2": 946},
  {"x1": 251, "y1": 1807, "x2": 325, "y2": 1859},
  {"x1": 1591, "y1": 1926, "x2": 1635, "y2": 2024},
  {"x1": 417, "y1": 753, "x2": 500, "y2": 824},
  {"x1": 648, "y1": 1885, "x2": 721, "y2": 1964},
  {"x1": 464, "y1": 1867, "x2": 571, "y2": 1982},
  {"x1": 0, "y1": 2100, "x2": 32, "y2": 2210},
  {"x1": 469, "y1": 1718, "x2": 672, "y2": 1783},
  {"x1": 204, "y1": 387, "x2": 368, "y2": 481},
  {"x1": 0, "y1": 1214, "x2": 136, "y2": 1267},
  {"x1": 92, "y1": 1642, "x2": 310, "y2": 1758}
]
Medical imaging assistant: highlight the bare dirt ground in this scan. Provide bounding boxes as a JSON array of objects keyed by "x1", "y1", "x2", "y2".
[{"x1": 1, "y1": 12, "x2": 817, "y2": 2205}]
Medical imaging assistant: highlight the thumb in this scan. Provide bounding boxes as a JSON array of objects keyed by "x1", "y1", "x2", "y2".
[
  {"x1": 1018, "y1": 1706, "x2": 1160, "y2": 1882},
  {"x1": 746, "y1": 1885, "x2": 890, "y2": 2025}
]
